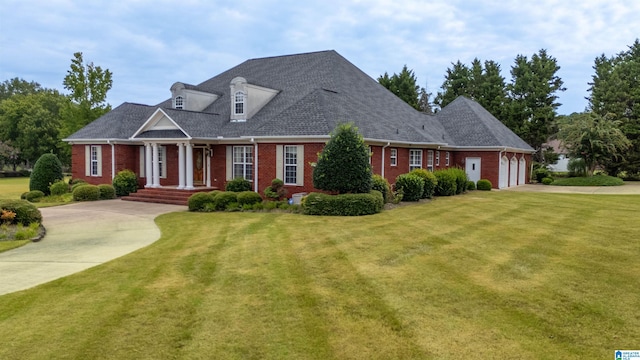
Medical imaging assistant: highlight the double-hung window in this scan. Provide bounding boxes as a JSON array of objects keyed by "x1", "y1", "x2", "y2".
[
  {"x1": 234, "y1": 91, "x2": 245, "y2": 115},
  {"x1": 233, "y1": 146, "x2": 253, "y2": 181},
  {"x1": 435, "y1": 151, "x2": 440, "y2": 166},
  {"x1": 427, "y1": 150, "x2": 434, "y2": 171},
  {"x1": 445, "y1": 151, "x2": 450, "y2": 166},
  {"x1": 90, "y1": 146, "x2": 100, "y2": 176},
  {"x1": 409, "y1": 149, "x2": 422, "y2": 171},
  {"x1": 390, "y1": 148, "x2": 397, "y2": 166},
  {"x1": 284, "y1": 145, "x2": 298, "y2": 184}
]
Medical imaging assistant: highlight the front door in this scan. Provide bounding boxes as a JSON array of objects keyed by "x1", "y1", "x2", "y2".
[
  {"x1": 466, "y1": 157, "x2": 481, "y2": 183},
  {"x1": 193, "y1": 148, "x2": 205, "y2": 185}
]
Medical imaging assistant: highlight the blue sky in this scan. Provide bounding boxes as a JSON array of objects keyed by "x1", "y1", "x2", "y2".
[{"x1": 1, "y1": 0, "x2": 638, "y2": 115}]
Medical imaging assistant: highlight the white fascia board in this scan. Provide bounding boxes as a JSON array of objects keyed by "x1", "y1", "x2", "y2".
[
  {"x1": 452, "y1": 145, "x2": 536, "y2": 153},
  {"x1": 364, "y1": 138, "x2": 449, "y2": 147}
]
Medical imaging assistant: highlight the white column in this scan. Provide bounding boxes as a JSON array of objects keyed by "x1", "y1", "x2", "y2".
[
  {"x1": 206, "y1": 148, "x2": 211, "y2": 187},
  {"x1": 145, "y1": 143, "x2": 153, "y2": 188},
  {"x1": 177, "y1": 143, "x2": 185, "y2": 189},
  {"x1": 152, "y1": 143, "x2": 160, "y2": 187},
  {"x1": 185, "y1": 143, "x2": 194, "y2": 190}
]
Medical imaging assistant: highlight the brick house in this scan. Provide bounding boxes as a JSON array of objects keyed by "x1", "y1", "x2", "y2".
[{"x1": 65, "y1": 50, "x2": 534, "y2": 198}]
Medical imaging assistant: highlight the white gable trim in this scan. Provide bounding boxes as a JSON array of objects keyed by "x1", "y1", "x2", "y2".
[{"x1": 130, "y1": 108, "x2": 191, "y2": 139}]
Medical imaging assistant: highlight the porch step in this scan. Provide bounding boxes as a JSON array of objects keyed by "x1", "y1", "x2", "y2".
[{"x1": 122, "y1": 187, "x2": 218, "y2": 206}]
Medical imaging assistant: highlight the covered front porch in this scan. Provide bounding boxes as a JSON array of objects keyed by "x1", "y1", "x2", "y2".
[{"x1": 142, "y1": 142, "x2": 214, "y2": 190}]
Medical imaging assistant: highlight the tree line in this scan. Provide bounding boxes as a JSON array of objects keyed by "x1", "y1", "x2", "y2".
[
  {"x1": 0, "y1": 53, "x2": 112, "y2": 170},
  {"x1": 378, "y1": 39, "x2": 640, "y2": 177}
]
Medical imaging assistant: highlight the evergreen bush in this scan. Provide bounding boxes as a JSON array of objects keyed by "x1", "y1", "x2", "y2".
[
  {"x1": 225, "y1": 178, "x2": 251, "y2": 192},
  {"x1": 24, "y1": 190, "x2": 45, "y2": 203},
  {"x1": 371, "y1": 174, "x2": 392, "y2": 203},
  {"x1": 449, "y1": 168, "x2": 468, "y2": 194},
  {"x1": 112, "y1": 169, "x2": 138, "y2": 196},
  {"x1": 188, "y1": 192, "x2": 215, "y2": 212},
  {"x1": 394, "y1": 173, "x2": 424, "y2": 201},
  {"x1": 303, "y1": 191, "x2": 383, "y2": 216},
  {"x1": 97, "y1": 184, "x2": 116, "y2": 199},
  {"x1": 71, "y1": 180, "x2": 88, "y2": 192},
  {"x1": 477, "y1": 179, "x2": 493, "y2": 191},
  {"x1": 409, "y1": 168, "x2": 438, "y2": 198},
  {"x1": 49, "y1": 180, "x2": 69, "y2": 196},
  {"x1": 533, "y1": 167, "x2": 551, "y2": 183},
  {"x1": 434, "y1": 170, "x2": 457, "y2": 196},
  {"x1": 72, "y1": 184, "x2": 100, "y2": 201},
  {"x1": 0, "y1": 199, "x2": 42, "y2": 225},
  {"x1": 29, "y1": 153, "x2": 64, "y2": 195},
  {"x1": 214, "y1": 192, "x2": 238, "y2": 211},
  {"x1": 466, "y1": 180, "x2": 476, "y2": 191},
  {"x1": 264, "y1": 178, "x2": 287, "y2": 200},
  {"x1": 237, "y1": 191, "x2": 263, "y2": 206}
]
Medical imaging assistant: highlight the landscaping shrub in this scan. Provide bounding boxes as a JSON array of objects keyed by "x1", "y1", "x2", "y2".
[
  {"x1": 433, "y1": 169, "x2": 457, "y2": 196},
  {"x1": 112, "y1": 169, "x2": 138, "y2": 196},
  {"x1": 477, "y1": 179, "x2": 492, "y2": 191},
  {"x1": 541, "y1": 177, "x2": 554, "y2": 185},
  {"x1": 409, "y1": 168, "x2": 437, "y2": 199},
  {"x1": 209, "y1": 190, "x2": 223, "y2": 198},
  {"x1": 0, "y1": 199, "x2": 42, "y2": 225},
  {"x1": 466, "y1": 180, "x2": 476, "y2": 191},
  {"x1": 264, "y1": 178, "x2": 287, "y2": 200},
  {"x1": 49, "y1": 180, "x2": 69, "y2": 196},
  {"x1": 225, "y1": 178, "x2": 251, "y2": 192},
  {"x1": 71, "y1": 180, "x2": 88, "y2": 192},
  {"x1": 97, "y1": 184, "x2": 116, "y2": 199},
  {"x1": 72, "y1": 184, "x2": 100, "y2": 201},
  {"x1": 188, "y1": 192, "x2": 216, "y2": 211},
  {"x1": 449, "y1": 167, "x2": 468, "y2": 194},
  {"x1": 371, "y1": 174, "x2": 392, "y2": 202},
  {"x1": 303, "y1": 191, "x2": 383, "y2": 216},
  {"x1": 567, "y1": 158, "x2": 587, "y2": 177},
  {"x1": 29, "y1": 153, "x2": 64, "y2": 195},
  {"x1": 24, "y1": 190, "x2": 45, "y2": 203},
  {"x1": 552, "y1": 175, "x2": 624, "y2": 186},
  {"x1": 394, "y1": 173, "x2": 424, "y2": 201},
  {"x1": 237, "y1": 191, "x2": 263, "y2": 206},
  {"x1": 214, "y1": 191, "x2": 238, "y2": 211},
  {"x1": 533, "y1": 167, "x2": 551, "y2": 183}
]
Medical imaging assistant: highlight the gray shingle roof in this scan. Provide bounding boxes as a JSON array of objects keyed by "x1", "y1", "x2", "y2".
[{"x1": 66, "y1": 50, "x2": 532, "y2": 151}]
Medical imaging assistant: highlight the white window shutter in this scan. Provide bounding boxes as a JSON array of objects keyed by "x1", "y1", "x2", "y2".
[
  {"x1": 85, "y1": 146, "x2": 90, "y2": 176},
  {"x1": 226, "y1": 146, "x2": 232, "y2": 180},
  {"x1": 139, "y1": 147, "x2": 145, "y2": 178},
  {"x1": 96, "y1": 146, "x2": 102, "y2": 177},
  {"x1": 276, "y1": 145, "x2": 283, "y2": 180},
  {"x1": 296, "y1": 145, "x2": 304, "y2": 186}
]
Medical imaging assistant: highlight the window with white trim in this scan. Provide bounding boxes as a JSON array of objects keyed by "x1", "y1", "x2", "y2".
[
  {"x1": 427, "y1": 150, "x2": 434, "y2": 171},
  {"x1": 233, "y1": 146, "x2": 253, "y2": 181},
  {"x1": 445, "y1": 151, "x2": 450, "y2": 166},
  {"x1": 284, "y1": 145, "x2": 298, "y2": 184},
  {"x1": 90, "y1": 146, "x2": 99, "y2": 176},
  {"x1": 158, "y1": 146, "x2": 166, "y2": 178},
  {"x1": 409, "y1": 149, "x2": 422, "y2": 171},
  {"x1": 368, "y1": 146, "x2": 372, "y2": 165},
  {"x1": 435, "y1": 151, "x2": 440, "y2": 166},
  {"x1": 234, "y1": 91, "x2": 245, "y2": 115},
  {"x1": 174, "y1": 96, "x2": 184, "y2": 109},
  {"x1": 390, "y1": 148, "x2": 397, "y2": 166}
]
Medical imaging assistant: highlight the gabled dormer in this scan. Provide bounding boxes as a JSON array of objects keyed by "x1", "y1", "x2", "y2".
[
  {"x1": 170, "y1": 82, "x2": 220, "y2": 111},
  {"x1": 230, "y1": 76, "x2": 279, "y2": 122}
]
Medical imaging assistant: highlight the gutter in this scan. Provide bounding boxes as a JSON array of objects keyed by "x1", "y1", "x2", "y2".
[
  {"x1": 107, "y1": 140, "x2": 115, "y2": 180},
  {"x1": 381, "y1": 142, "x2": 390, "y2": 178}
]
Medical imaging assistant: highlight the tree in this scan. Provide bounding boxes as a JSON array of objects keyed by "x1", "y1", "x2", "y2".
[
  {"x1": 29, "y1": 153, "x2": 64, "y2": 195},
  {"x1": 435, "y1": 60, "x2": 472, "y2": 108},
  {"x1": 62, "y1": 52, "x2": 113, "y2": 138},
  {"x1": 0, "y1": 140, "x2": 20, "y2": 171},
  {"x1": 0, "y1": 78, "x2": 42, "y2": 101},
  {"x1": 506, "y1": 49, "x2": 566, "y2": 162},
  {"x1": 378, "y1": 65, "x2": 421, "y2": 110},
  {"x1": 313, "y1": 123, "x2": 372, "y2": 194},
  {"x1": 588, "y1": 39, "x2": 640, "y2": 175},
  {"x1": 556, "y1": 112, "x2": 631, "y2": 175}
]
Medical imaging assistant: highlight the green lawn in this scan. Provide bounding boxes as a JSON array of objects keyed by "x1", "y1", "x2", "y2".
[
  {"x1": 0, "y1": 177, "x2": 29, "y2": 199},
  {"x1": 1, "y1": 191, "x2": 639, "y2": 359}
]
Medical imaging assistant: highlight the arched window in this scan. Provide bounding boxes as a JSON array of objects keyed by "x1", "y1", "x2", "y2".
[
  {"x1": 174, "y1": 96, "x2": 184, "y2": 109},
  {"x1": 234, "y1": 91, "x2": 245, "y2": 115}
]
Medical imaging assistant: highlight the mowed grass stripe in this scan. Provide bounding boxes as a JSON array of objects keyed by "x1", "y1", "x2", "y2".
[{"x1": 0, "y1": 191, "x2": 638, "y2": 359}]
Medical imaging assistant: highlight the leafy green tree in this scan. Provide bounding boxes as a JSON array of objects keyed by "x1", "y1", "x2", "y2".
[
  {"x1": 62, "y1": 52, "x2": 113, "y2": 138},
  {"x1": 0, "y1": 140, "x2": 20, "y2": 171},
  {"x1": 588, "y1": 39, "x2": 640, "y2": 175},
  {"x1": 556, "y1": 112, "x2": 631, "y2": 175},
  {"x1": 313, "y1": 123, "x2": 372, "y2": 194},
  {"x1": 506, "y1": 49, "x2": 566, "y2": 161},
  {"x1": 0, "y1": 78, "x2": 42, "y2": 101},
  {"x1": 378, "y1": 65, "x2": 421, "y2": 110},
  {"x1": 0, "y1": 90, "x2": 68, "y2": 165}
]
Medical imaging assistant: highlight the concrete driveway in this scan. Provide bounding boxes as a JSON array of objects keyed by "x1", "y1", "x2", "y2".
[{"x1": 0, "y1": 200, "x2": 185, "y2": 295}]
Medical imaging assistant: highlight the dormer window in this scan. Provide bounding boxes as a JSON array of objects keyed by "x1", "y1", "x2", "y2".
[
  {"x1": 234, "y1": 91, "x2": 245, "y2": 115},
  {"x1": 174, "y1": 96, "x2": 184, "y2": 109}
]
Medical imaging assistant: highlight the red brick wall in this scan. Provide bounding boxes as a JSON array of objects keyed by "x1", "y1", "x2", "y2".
[{"x1": 451, "y1": 150, "x2": 531, "y2": 188}]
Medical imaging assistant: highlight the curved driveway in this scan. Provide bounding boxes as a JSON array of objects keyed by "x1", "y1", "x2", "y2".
[{"x1": 0, "y1": 200, "x2": 185, "y2": 295}]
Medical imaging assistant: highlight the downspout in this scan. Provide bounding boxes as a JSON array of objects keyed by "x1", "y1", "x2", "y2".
[
  {"x1": 251, "y1": 138, "x2": 258, "y2": 193},
  {"x1": 108, "y1": 140, "x2": 115, "y2": 180},
  {"x1": 381, "y1": 142, "x2": 390, "y2": 178}
]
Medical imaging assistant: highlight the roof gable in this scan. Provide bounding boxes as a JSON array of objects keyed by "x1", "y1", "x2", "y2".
[{"x1": 131, "y1": 108, "x2": 190, "y2": 140}]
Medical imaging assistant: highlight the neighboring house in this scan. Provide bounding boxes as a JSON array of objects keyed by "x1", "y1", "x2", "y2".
[
  {"x1": 65, "y1": 50, "x2": 534, "y2": 197},
  {"x1": 545, "y1": 139, "x2": 569, "y2": 172}
]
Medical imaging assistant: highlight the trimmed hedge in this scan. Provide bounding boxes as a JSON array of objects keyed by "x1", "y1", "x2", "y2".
[
  {"x1": 433, "y1": 170, "x2": 457, "y2": 196},
  {"x1": 113, "y1": 169, "x2": 138, "y2": 196},
  {"x1": 73, "y1": 184, "x2": 100, "y2": 201},
  {"x1": 237, "y1": 191, "x2": 263, "y2": 206},
  {"x1": 225, "y1": 178, "x2": 251, "y2": 192},
  {"x1": 409, "y1": 168, "x2": 438, "y2": 199},
  {"x1": 49, "y1": 180, "x2": 69, "y2": 196},
  {"x1": 214, "y1": 192, "x2": 238, "y2": 211},
  {"x1": 188, "y1": 192, "x2": 215, "y2": 212},
  {"x1": 477, "y1": 179, "x2": 492, "y2": 191},
  {"x1": 541, "y1": 177, "x2": 554, "y2": 185},
  {"x1": 98, "y1": 184, "x2": 116, "y2": 199},
  {"x1": 449, "y1": 168, "x2": 468, "y2": 194},
  {"x1": 303, "y1": 191, "x2": 384, "y2": 216},
  {"x1": 29, "y1": 153, "x2": 64, "y2": 195},
  {"x1": 466, "y1": 180, "x2": 476, "y2": 191},
  {"x1": 71, "y1": 180, "x2": 88, "y2": 192},
  {"x1": 395, "y1": 173, "x2": 424, "y2": 201},
  {"x1": 0, "y1": 199, "x2": 43, "y2": 225},
  {"x1": 371, "y1": 174, "x2": 392, "y2": 203},
  {"x1": 24, "y1": 190, "x2": 45, "y2": 203}
]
